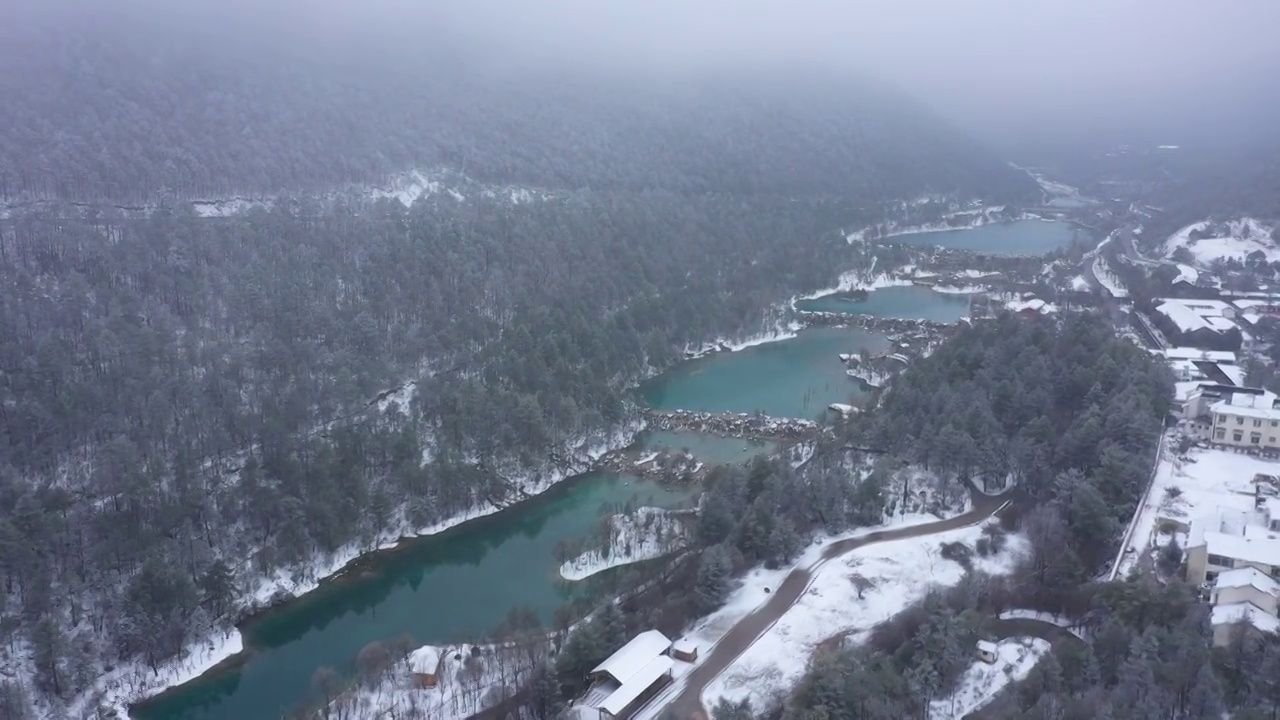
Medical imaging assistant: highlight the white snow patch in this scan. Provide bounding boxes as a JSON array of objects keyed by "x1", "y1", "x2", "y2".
[
  {"x1": 685, "y1": 320, "x2": 806, "y2": 357},
  {"x1": 376, "y1": 382, "x2": 417, "y2": 415},
  {"x1": 1070, "y1": 275, "x2": 1090, "y2": 292},
  {"x1": 560, "y1": 507, "x2": 688, "y2": 581},
  {"x1": 1092, "y1": 257, "x2": 1129, "y2": 299},
  {"x1": 1163, "y1": 218, "x2": 1279, "y2": 265},
  {"x1": 932, "y1": 284, "x2": 984, "y2": 295},
  {"x1": 85, "y1": 628, "x2": 243, "y2": 720},
  {"x1": 192, "y1": 197, "x2": 273, "y2": 217},
  {"x1": 928, "y1": 637, "x2": 1051, "y2": 720},
  {"x1": 695, "y1": 517, "x2": 1024, "y2": 712},
  {"x1": 846, "y1": 206, "x2": 1011, "y2": 244}
]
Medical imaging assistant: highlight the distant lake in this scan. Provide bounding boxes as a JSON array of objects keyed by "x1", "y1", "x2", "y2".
[{"x1": 888, "y1": 219, "x2": 1077, "y2": 256}]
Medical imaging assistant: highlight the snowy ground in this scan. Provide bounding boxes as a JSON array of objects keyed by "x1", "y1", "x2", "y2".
[
  {"x1": 699, "y1": 520, "x2": 1027, "y2": 711},
  {"x1": 1115, "y1": 442, "x2": 1277, "y2": 578},
  {"x1": 684, "y1": 319, "x2": 806, "y2": 357},
  {"x1": 1092, "y1": 257, "x2": 1129, "y2": 298},
  {"x1": 794, "y1": 261, "x2": 913, "y2": 303},
  {"x1": 933, "y1": 284, "x2": 985, "y2": 295},
  {"x1": 325, "y1": 640, "x2": 542, "y2": 720},
  {"x1": 1162, "y1": 218, "x2": 1279, "y2": 265},
  {"x1": 928, "y1": 637, "x2": 1051, "y2": 720},
  {"x1": 845, "y1": 206, "x2": 1010, "y2": 244},
  {"x1": 1070, "y1": 275, "x2": 1090, "y2": 292},
  {"x1": 560, "y1": 507, "x2": 688, "y2": 581}
]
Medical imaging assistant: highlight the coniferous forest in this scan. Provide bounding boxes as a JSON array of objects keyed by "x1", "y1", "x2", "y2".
[{"x1": 0, "y1": 2, "x2": 1041, "y2": 715}]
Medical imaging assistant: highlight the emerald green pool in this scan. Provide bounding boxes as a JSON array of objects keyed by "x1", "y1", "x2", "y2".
[
  {"x1": 638, "y1": 430, "x2": 778, "y2": 466},
  {"x1": 639, "y1": 326, "x2": 888, "y2": 419},
  {"x1": 889, "y1": 218, "x2": 1077, "y2": 256},
  {"x1": 134, "y1": 472, "x2": 690, "y2": 720}
]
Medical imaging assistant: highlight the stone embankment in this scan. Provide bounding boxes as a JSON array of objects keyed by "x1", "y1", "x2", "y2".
[
  {"x1": 798, "y1": 312, "x2": 951, "y2": 334},
  {"x1": 645, "y1": 409, "x2": 820, "y2": 440}
]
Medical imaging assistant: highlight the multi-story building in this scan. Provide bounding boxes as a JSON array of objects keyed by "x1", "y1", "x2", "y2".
[
  {"x1": 1185, "y1": 495, "x2": 1280, "y2": 644},
  {"x1": 1209, "y1": 389, "x2": 1280, "y2": 451}
]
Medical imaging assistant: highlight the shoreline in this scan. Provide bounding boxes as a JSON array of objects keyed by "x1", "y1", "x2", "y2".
[
  {"x1": 119, "y1": 423, "x2": 643, "y2": 718},
  {"x1": 115, "y1": 215, "x2": 1052, "y2": 717},
  {"x1": 121, "y1": 314, "x2": 811, "y2": 716}
]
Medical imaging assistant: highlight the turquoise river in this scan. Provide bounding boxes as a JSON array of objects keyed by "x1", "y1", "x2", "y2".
[{"x1": 135, "y1": 219, "x2": 1076, "y2": 720}]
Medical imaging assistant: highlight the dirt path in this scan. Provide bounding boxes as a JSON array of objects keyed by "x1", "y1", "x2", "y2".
[
  {"x1": 960, "y1": 617, "x2": 1085, "y2": 720},
  {"x1": 657, "y1": 492, "x2": 1012, "y2": 720}
]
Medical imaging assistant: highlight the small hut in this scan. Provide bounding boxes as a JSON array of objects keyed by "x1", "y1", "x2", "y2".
[
  {"x1": 670, "y1": 640, "x2": 698, "y2": 663},
  {"x1": 409, "y1": 645, "x2": 442, "y2": 688},
  {"x1": 976, "y1": 640, "x2": 998, "y2": 665}
]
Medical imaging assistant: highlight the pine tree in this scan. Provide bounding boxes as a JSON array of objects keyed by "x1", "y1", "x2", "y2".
[
  {"x1": 695, "y1": 545, "x2": 734, "y2": 612},
  {"x1": 30, "y1": 617, "x2": 68, "y2": 697},
  {"x1": 199, "y1": 559, "x2": 237, "y2": 618}
]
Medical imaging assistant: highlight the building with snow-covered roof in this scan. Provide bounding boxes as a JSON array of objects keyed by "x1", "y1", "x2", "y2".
[
  {"x1": 1187, "y1": 504, "x2": 1280, "y2": 645},
  {"x1": 1186, "y1": 506, "x2": 1280, "y2": 586},
  {"x1": 1211, "y1": 567, "x2": 1280, "y2": 614},
  {"x1": 574, "y1": 630, "x2": 674, "y2": 720},
  {"x1": 1153, "y1": 299, "x2": 1243, "y2": 347},
  {"x1": 1162, "y1": 347, "x2": 1238, "y2": 364},
  {"x1": 408, "y1": 645, "x2": 442, "y2": 688},
  {"x1": 1212, "y1": 602, "x2": 1280, "y2": 646},
  {"x1": 1209, "y1": 389, "x2": 1280, "y2": 450}
]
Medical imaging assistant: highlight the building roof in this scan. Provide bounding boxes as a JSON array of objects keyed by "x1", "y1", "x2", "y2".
[
  {"x1": 1205, "y1": 531, "x2": 1280, "y2": 569},
  {"x1": 1155, "y1": 299, "x2": 1239, "y2": 335},
  {"x1": 591, "y1": 630, "x2": 672, "y2": 685},
  {"x1": 1210, "y1": 389, "x2": 1280, "y2": 420},
  {"x1": 409, "y1": 646, "x2": 442, "y2": 674},
  {"x1": 671, "y1": 639, "x2": 697, "y2": 656},
  {"x1": 1163, "y1": 347, "x2": 1238, "y2": 364},
  {"x1": 1214, "y1": 567, "x2": 1280, "y2": 596},
  {"x1": 976, "y1": 640, "x2": 998, "y2": 653},
  {"x1": 1212, "y1": 602, "x2": 1280, "y2": 634},
  {"x1": 597, "y1": 655, "x2": 674, "y2": 716}
]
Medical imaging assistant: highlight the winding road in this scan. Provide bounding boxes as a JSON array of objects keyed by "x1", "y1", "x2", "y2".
[{"x1": 647, "y1": 490, "x2": 1014, "y2": 720}]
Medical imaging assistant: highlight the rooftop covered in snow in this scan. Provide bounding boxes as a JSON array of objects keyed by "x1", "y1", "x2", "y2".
[
  {"x1": 1214, "y1": 567, "x2": 1280, "y2": 596},
  {"x1": 1212, "y1": 601, "x2": 1280, "y2": 634},
  {"x1": 1162, "y1": 347, "x2": 1237, "y2": 364},
  {"x1": 409, "y1": 646, "x2": 442, "y2": 675},
  {"x1": 1210, "y1": 389, "x2": 1280, "y2": 420},
  {"x1": 590, "y1": 630, "x2": 672, "y2": 685}
]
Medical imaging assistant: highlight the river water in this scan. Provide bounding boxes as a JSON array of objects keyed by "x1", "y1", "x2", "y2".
[
  {"x1": 136, "y1": 472, "x2": 692, "y2": 720},
  {"x1": 639, "y1": 326, "x2": 888, "y2": 419},
  {"x1": 138, "y1": 218, "x2": 1077, "y2": 720},
  {"x1": 887, "y1": 218, "x2": 1077, "y2": 256}
]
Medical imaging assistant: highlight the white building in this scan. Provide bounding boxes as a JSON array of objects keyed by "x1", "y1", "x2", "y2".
[
  {"x1": 572, "y1": 630, "x2": 674, "y2": 720},
  {"x1": 1210, "y1": 389, "x2": 1280, "y2": 450},
  {"x1": 1185, "y1": 498, "x2": 1280, "y2": 644},
  {"x1": 1154, "y1": 299, "x2": 1239, "y2": 335},
  {"x1": 1162, "y1": 347, "x2": 1238, "y2": 365}
]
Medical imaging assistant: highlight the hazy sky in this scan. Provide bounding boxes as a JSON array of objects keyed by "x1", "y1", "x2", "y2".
[
  {"x1": 415, "y1": 0, "x2": 1280, "y2": 149},
  {"x1": 25, "y1": 0, "x2": 1280, "y2": 151}
]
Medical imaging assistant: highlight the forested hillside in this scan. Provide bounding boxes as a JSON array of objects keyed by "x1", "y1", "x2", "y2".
[
  {"x1": 748, "y1": 317, "x2": 1238, "y2": 720},
  {"x1": 0, "y1": 2, "x2": 1033, "y2": 203},
  {"x1": 865, "y1": 315, "x2": 1171, "y2": 575},
  {"x1": 0, "y1": 1, "x2": 1042, "y2": 715}
]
